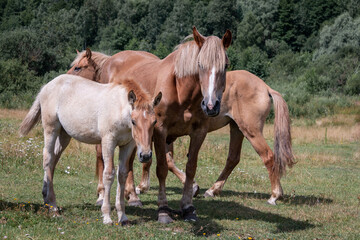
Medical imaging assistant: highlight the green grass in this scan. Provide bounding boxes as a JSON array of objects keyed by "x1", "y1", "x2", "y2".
[{"x1": 1, "y1": 112, "x2": 359, "y2": 239}]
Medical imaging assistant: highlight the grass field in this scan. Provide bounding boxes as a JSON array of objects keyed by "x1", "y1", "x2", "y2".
[{"x1": 1, "y1": 108, "x2": 359, "y2": 239}]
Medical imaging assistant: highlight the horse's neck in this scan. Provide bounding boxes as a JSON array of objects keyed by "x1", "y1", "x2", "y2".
[
  {"x1": 174, "y1": 75, "x2": 202, "y2": 106},
  {"x1": 97, "y1": 58, "x2": 111, "y2": 84}
]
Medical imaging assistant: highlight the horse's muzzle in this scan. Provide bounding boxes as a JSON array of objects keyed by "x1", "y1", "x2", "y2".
[
  {"x1": 201, "y1": 99, "x2": 220, "y2": 117},
  {"x1": 139, "y1": 151, "x2": 152, "y2": 163}
]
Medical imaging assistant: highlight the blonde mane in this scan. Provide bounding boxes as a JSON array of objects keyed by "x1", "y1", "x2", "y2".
[{"x1": 174, "y1": 36, "x2": 227, "y2": 78}]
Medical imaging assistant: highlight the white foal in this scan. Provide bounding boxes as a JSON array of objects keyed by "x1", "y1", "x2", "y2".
[{"x1": 20, "y1": 74, "x2": 161, "y2": 225}]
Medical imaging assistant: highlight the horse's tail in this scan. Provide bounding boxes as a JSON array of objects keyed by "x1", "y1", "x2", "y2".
[
  {"x1": 268, "y1": 88, "x2": 295, "y2": 177},
  {"x1": 19, "y1": 95, "x2": 41, "y2": 136}
]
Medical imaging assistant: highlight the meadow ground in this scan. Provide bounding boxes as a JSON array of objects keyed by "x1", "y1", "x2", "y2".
[{"x1": 0, "y1": 108, "x2": 359, "y2": 239}]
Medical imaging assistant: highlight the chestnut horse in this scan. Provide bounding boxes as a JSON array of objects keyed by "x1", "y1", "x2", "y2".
[
  {"x1": 132, "y1": 70, "x2": 295, "y2": 205},
  {"x1": 67, "y1": 27, "x2": 232, "y2": 223},
  {"x1": 19, "y1": 74, "x2": 162, "y2": 225}
]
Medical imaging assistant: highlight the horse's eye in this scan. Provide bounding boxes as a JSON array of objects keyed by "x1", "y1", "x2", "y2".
[
  {"x1": 74, "y1": 67, "x2": 81, "y2": 72},
  {"x1": 131, "y1": 119, "x2": 136, "y2": 126},
  {"x1": 153, "y1": 119, "x2": 157, "y2": 125}
]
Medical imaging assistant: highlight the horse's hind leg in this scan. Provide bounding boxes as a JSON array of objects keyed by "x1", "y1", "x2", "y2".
[
  {"x1": 95, "y1": 144, "x2": 104, "y2": 206},
  {"x1": 42, "y1": 125, "x2": 69, "y2": 211},
  {"x1": 42, "y1": 128, "x2": 71, "y2": 212},
  {"x1": 100, "y1": 137, "x2": 116, "y2": 225},
  {"x1": 204, "y1": 121, "x2": 244, "y2": 197},
  {"x1": 246, "y1": 134, "x2": 283, "y2": 205},
  {"x1": 166, "y1": 143, "x2": 200, "y2": 197}
]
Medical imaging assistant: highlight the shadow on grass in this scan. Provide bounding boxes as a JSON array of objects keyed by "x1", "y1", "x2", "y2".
[
  {"x1": 164, "y1": 186, "x2": 333, "y2": 205},
  {"x1": 131, "y1": 198, "x2": 316, "y2": 235},
  {"x1": 219, "y1": 190, "x2": 333, "y2": 206},
  {"x1": 1, "y1": 185, "x2": 319, "y2": 236},
  {"x1": 0, "y1": 199, "x2": 57, "y2": 216}
]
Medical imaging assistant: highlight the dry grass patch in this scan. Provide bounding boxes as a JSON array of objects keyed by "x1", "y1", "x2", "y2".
[{"x1": 0, "y1": 109, "x2": 27, "y2": 120}]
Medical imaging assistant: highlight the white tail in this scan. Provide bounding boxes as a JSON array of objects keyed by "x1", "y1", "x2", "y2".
[{"x1": 19, "y1": 95, "x2": 41, "y2": 136}]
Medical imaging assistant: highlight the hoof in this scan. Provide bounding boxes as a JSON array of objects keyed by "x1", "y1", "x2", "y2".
[
  {"x1": 120, "y1": 220, "x2": 130, "y2": 226},
  {"x1": 193, "y1": 184, "x2": 200, "y2": 197},
  {"x1": 103, "y1": 218, "x2": 113, "y2": 225},
  {"x1": 158, "y1": 213, "x2": 174, "y2": 224},
  {"x1": 267, "y1": 197, "x2": 277, "y2": 205},
  {"x1": 203, "y1": 190, "x2": 214, "y2": 198},
  {"x1": 128, "y1": 200, "x2": 143, "y2": 207},
  {"x1": 157, "y1": 206, "x2": 177, "y2": 224},
  {"x1": 96, "y1": 199, "x2": 103, "y2": 206},
  {"x1": 182, "y1": 206, "x2": 198, "y2": 222}
]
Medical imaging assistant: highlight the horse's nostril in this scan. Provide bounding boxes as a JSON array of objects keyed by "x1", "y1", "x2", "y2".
[
  {"x1": 140, "y1": 151, "x2": 152, "y2": 162},
  {"x1": 201, "y1": 100, "x2": 206, "y2": 107}
]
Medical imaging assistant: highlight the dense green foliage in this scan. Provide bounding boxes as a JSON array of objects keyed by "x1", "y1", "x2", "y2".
[{"x1": 0, "y1": 0, "x2": 359, "y2": 117}]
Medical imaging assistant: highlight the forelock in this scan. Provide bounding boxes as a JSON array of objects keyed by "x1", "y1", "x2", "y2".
[{"x1": 197, "y1": 36, "x2": 226, "y2": 72}]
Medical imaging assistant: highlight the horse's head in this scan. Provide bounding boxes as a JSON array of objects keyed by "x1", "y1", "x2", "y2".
[
  {"x1": 193, "y1": 27, "x2": 232, "y2": 117},
  {"x1": 67, "y1": 48, "x2": 99, "y2": 81},
  {"x1": 128, "y1": 89, "x2": 162, "y2": 163}
]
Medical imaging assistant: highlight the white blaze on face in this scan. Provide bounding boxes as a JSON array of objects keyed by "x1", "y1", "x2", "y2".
[
  {"x1": 208, "y1": 66, "x2": 216, "y2": 105},
  {"x1": 143, "y1": 110, "x2": 147, "y2": 119}
]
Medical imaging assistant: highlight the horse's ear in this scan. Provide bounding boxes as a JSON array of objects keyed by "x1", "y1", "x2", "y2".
[
  {"x1": 153, "y1": 92, "x2": 162, "y2": 107},
  {"x1": 193, "y1": 26, "x2": 205, "y2": 48},
  {"x1": 222, "y1": 29, "x2": 232, "y2": 50},
  {"x1": 128, "y1": 90, "x2": 136, "y2": 107},
  {"x1": 86, "y1": 48, "x2": 92, "y2": 60}
]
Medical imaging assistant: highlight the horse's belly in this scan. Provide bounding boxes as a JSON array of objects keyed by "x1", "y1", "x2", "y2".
[{"x1": 63, "y1": 125, "x2": 101, "y2": 144}]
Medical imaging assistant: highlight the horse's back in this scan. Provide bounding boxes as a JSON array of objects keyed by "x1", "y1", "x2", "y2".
[
  {"x1": 41, "y1": 74, "x2": 130, "y2": 144},
  {"x1": 105, "y1": 51, "x2": 162, "y2": 88}
]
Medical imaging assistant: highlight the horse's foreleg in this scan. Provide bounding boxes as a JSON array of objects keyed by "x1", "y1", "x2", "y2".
[
  {"x1": 136, "y1": 159, "x2": 152, "y2": 194},
  {"x1": 153, "y1": 131, "x2": 172, "y2": 224},
  {"x1": 124, "y1": 147, "x2": 143, "y2": 207},
  {"x1": 204, "y1": 121, "x2": 244, "y2": 198},
  {"x1": 116, "y1": 141, "x2": 136, "y2": 226},
  {"x1": 166, "y1": 143, "x2": 200, "y2": 197},
  {"x1": 180, "y1": 129, "x2": 207, "y2": 222},
  {"x1": 100, "y1": 138, "x2": 116, "y2": 225},
  {"x1": 95, "y1": 144, "x2": 105, "y2": 206}
]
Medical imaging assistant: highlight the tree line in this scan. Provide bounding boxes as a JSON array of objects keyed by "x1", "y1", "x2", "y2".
[{"x1": 0, "y1": 0, "x2": 359, "y2": 117}]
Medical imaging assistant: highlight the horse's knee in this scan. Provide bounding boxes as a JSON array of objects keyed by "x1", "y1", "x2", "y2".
[{"x1": 103, "y1": 168, "x2": 115, "y2": 183}]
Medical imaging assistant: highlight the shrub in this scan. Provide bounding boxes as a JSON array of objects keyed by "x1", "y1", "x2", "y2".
[{"x1": 345, "y1": 72, "x2": 360, "y2": 95}]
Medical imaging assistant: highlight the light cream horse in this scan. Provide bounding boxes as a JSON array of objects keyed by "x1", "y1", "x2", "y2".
[{"x1": 19, "y1": 74, "x2": 162, "y2": 225}]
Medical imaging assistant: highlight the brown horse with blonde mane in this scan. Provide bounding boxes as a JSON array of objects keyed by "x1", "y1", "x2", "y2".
[
  {"x1": 136, "y1": 70, "x2": 295, "y2": 205},
  {"x1": 120, "y1": 70, "x2": 295, "y2": 206},
  {"x1": 67, "y1": 27, "x2": 232, "y2": 223}
]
